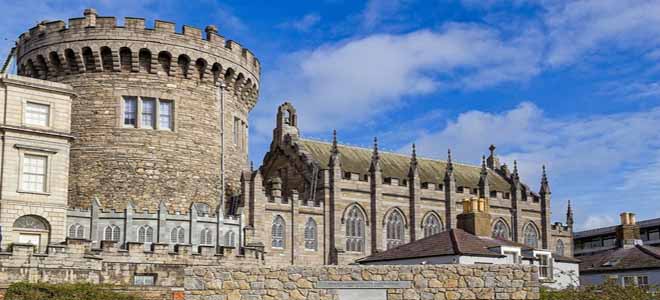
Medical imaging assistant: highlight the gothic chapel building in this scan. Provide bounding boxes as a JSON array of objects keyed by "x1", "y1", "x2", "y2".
[{"x1": 243, "y1": 103, "x2": 574, "y2": 265}]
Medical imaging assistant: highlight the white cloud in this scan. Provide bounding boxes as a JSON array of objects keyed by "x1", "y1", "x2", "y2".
[
  {"x1": 279, "y1": 13, "x2": 321, "y2": 32},
  {"x1": 581, "y1": 215, "x2": 616, "y2": 231},
  {"x1": 361, "y1": 0, "x2": 405, "y2": 29},
  {"x1": 255, "y1": 24, "x2": 543, "y2": 135}
]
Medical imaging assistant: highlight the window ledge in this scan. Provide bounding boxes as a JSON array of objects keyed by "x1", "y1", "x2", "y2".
[{"x1": 17, "y1": 190, "x2": 51, "y2": 196}]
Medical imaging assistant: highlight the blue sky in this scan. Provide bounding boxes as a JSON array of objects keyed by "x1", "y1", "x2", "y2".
[{"x1": 2, "y1": 0, "x2": 660, "y2": 231}]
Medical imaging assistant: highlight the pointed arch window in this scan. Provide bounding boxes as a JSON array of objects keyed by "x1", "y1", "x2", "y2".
[
  {"x1": 304, "y1": 218, "x2": 317, "y2": 251},
  {"x1": 272, "y1": 216, "x2": 285, "y2": 248},
  {"x1": 556, "y1": 239, "x2": 565, "y2": 256},
  {"x1": 171, "y1": 226, "x2": 185, "y2": 245},
  {"x1": 423, "y1": 213, "x2": 443, "y2": 237},
  {"x1": 492, "y1": 220, "x2": 510, "y2": 239},
  {"x1": 104, "y1": 225, "x2": 120, "y2": 241},
  {"x1": 200, "y1": 228, "x2": 213, "y2": 245},
  {"x1": 523, "y1": 223, "x2": 539, "y2": 248},
  {"x1": 137, "y1": 225, "x2": 154, "y2": 243},
  {"x1": 68, "y1": 223, "x2": 85, "y2": 239},
  {"x1": 225, "y1": 230, "x2": 236, "y2": 247},
  {"x1": 346, "y1": 206, "x2": 365, "y2": 252},
  {"x1": 386, "y1": 210, "x2": 405, "y2": 249}
]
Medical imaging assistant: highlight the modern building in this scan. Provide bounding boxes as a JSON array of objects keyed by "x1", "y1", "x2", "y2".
[
  {"x1": 577, "y1": 212, "x2": 660, "y2": 288},
  {"x1": 358, "y1": 197, "x2": 580, "y2": 290}
]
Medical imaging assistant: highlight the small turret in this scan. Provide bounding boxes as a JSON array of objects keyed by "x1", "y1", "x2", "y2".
[
  {"x1": 329, "y1": 130, "x2": 341, "y2": 167},
  {"x1": 540, "y1": 165, "x2": 550, "y2": 195},
  {"x1": 479, "y1": 156, "x2": 489, "y2": 198},
  {"x1": 273, "y1": 102, "x2": 299, "y2": 147},
  {"x1": 369, "y1": 137, "x2": 381, "y2": 172},
  {"x1": 566, "y1": 200, "x2": 574, "y2": 229},
  {"x1": 486, "y1": 144, "x2": 500, "y2": 169}
]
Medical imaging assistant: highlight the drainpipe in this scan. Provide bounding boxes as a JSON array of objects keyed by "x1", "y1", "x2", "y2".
[{"x1": 217, "y1": 83, "x2": 226, "y2": 251}]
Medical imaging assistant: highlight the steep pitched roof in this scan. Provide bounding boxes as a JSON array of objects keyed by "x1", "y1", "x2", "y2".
[
  {"x1": 579, "y1": 245, "x2": 660, "y2": 273},
  {"x1": 298, "y1": 139, "x2": 512, "y2": 191},
  {"x1": 357, "y1": 229, "x2": 506, "y2": 263}
]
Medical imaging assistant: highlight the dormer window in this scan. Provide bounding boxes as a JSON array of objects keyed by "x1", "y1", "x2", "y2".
[{"x1": 25, "y1": 102, "x2": 50, "y2": 127}]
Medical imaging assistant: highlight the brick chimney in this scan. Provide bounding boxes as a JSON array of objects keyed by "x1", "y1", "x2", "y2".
[
  {"x1": 616, "y1": 212, "x2": 642, "y2": 248},
  {"x1": 457, "y1": 197, "x2": 492, "y2": 237}
]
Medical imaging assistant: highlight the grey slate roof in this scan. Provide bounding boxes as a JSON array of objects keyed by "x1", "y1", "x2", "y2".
[
  {"x1": 298, "y1": 139, "x2": 512, "y2": 192},
  {"x1": 579, "y1": 245, "x2": 660, "y2": 273}
]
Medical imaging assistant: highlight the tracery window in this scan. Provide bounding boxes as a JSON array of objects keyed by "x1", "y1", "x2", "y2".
[
  {"x1": 423, "y1": 213, "x2": 443, "y2": 237},
  {"x1": 171, "y1": 226, "x2": 185, "y2": 244},
  {"x1": 304, "y1": 218, "x2": 317, "y2": 251},
  {"x1": 492, "y1": 220, "x2": 510, "y2": 239},
  {"x1": 104, "y1": 225, "x2": 120, "y2": 241},
  {"x1": 271, "y1": 216, "x2": 285, "y2": 248},
  {"x1": 68, "y1": 223, "x2": 84, "y2": 238},
  {"x1": 137, "y1": 225, "x2": 154, "y2": 243},
  {"x1": 386, "y1": 210, "x2": 405, "y2": 249},
  {"x1": 200, "y1": 228, "x2": 213, "y2": 245},
  {"x1": 345, "y1": 206, "x2": 365, "y2": 252},
  {"x1": 523, "y1": 223, "x2": 539, "y2": 248}
]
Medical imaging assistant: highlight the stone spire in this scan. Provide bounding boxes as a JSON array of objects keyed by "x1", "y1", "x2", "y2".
[
  {"x1": 566, "y1": 200, "x2": 574, "y2": 228},
  {"x1": 410, "y1": 144, "x2": 418, "y2": 169},
  {"x1": 512, "y1": 160, "x2": 520, "y2": 183},
  {"x1": 369, "y1": 137, "x2": 381, "y2": 172},
  {"x1": 479, "y1": 155, "x2": 489, "y2": 198},
  {"x1": 329, "y1": 129, "x2": 341, "y2": 167},
  {"x1": 445, "y1": 149, "x2": 454, "y2": 177},
  {"x1": 486, "y1": 144, "x2": 500, "y2": 169},
  {"x1": 540, "y1": 165, "x2": 551, "y2": 195}
]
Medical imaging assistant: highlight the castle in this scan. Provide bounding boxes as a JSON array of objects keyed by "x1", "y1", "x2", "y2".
[{"x1": 1, "y1": 8, "x2": 573, "y2": 269}]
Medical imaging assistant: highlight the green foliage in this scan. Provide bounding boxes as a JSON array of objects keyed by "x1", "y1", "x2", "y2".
[
  {"x1": 541, "y1": 285, "x2": 660, "y2": 300},
  {"x1": 5, "y1": 282, "x2": 141, "y2": 300}
]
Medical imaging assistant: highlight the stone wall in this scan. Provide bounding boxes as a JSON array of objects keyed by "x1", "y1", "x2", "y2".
[{"x1": 185, "y1": 265, "x2": 540, "y2": 300}]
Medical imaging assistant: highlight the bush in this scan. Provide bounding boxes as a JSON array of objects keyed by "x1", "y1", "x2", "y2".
[
  {"x1": 541, "y1": 285, "x2": 660, "y2": 300},
  {"x1": 5, "y1": 282, "x2": 141, "y2": 300}
]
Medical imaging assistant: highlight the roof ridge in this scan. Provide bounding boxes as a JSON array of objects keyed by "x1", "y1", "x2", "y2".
[
  {"x1": 637, "y1": 245, "x2": 660, "y2": 260},
  {"x1": 299, "y1": 138, "x2": 494, "y2": 170}
]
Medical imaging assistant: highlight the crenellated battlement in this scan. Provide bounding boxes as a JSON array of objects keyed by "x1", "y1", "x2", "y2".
[{"x1": 15, "y1": 8, "x2": 259, "y2": 109}]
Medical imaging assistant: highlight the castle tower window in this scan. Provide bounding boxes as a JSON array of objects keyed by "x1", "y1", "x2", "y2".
[
  {"x1": 159, "y1": 100, "x2": 173, "y2": 130},
  {"x1": 200, "y1": 228, "x2": 213, "y2": 245},
  {"x1": 523, "y1": 223, "x2": 539, "y2": 248},
  {"x1": 137, "y1": 225, "x2": 154, "y2": 243},
  {"x1": 345, "y1": 206, "x2": 365, "y2": 252},
  {"x1": 423, "y1": 213, "x2": 443, "y2": 237},
  {"x1": 64, "y1": 49, "x2": 78, "y2": 74},
  {"x1": 178, "y1": 55, "x2": 190, "y2": 78},
  {"x1": 119, "y1": 47, "x2": 132, "y2": 72},
  {"x1": 304, "y1": 218, "x2": 317, "y2": 251},
  {"x1": 556, "y1": 239, "x2": 565, "y2": 256},
  {"x1": 139, "y1": 49, "x2": 151, "y2": 73},
  {"x1": 271, "y1": 215, "x2": 285, "y2": 249},
  {"x1": 225, "y1": 230, "x2": 236, "y2": 247},
  {"x1": 141, "y1": 98, "x2": 156, "y2": 129},
  {"x1": 492, "y1": 220, "x2": 510, "y2": 239},
  {"x1": 68, "y1": 224, "x2": 85, "y2": 239},
  {"x1": 100, "y1": 47, "x2": 113, "y2": 72},
  {"x1": 21, "y1": 154, "x2": 48, "y2": 193},
  {"x1": 104, "y1": 225, "x2": 120, "y2": 241},
  {"x1": 49, "y1": 52, "x2": 63, "y2": 76},
  {"x1": 82, "y1": 47, "x2": 96, "y2": 72},
  {"x1": 171, "y1": 226, "x2": 185, "y2": 244},
  {"x1": 386, "y1": 210, "x2": 405, "y2": 250},
  {"x1": 25, "y1": 102, "x2": 50, "y2": 127},
  {"x1": 123, "y1": 96, "x2": 138, "y2": 128},
  {"x1": 158, "y1": 51, "x2": 171, "y2": 76}
]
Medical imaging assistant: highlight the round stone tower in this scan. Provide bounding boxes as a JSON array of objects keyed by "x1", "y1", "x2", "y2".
[{"x1": 14, "y1": 9, "x2": 260, "y2": 212}]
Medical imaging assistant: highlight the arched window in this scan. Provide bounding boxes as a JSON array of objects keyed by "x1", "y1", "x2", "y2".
[
  {"x1": 82, "y1": 47, "x2": 96, "y2": 72},
  {"x1": 523, "y1": 223, "x2": 539, "y2": 248},
  {"x1": 137, "y1": 225, "x2": 154, "y2": 243},
  {"x1": 49, "y1": 52, "x2": 64, "y2": 76},
  {"x1": 14, "y1": 215, "x2": 48, "y2": 230},
  {"x1": 104, "y1": 225, "x2": 120, "y2": 241},
  {"x1": 386, "y1": 210, "x2": 405, "y2": 249},
  {"x1": 492, "y1": 220, "x2": 510, "y2": 239},
  {"x1": 271, "y1": 216, "x2": 285, "y2": 248},
  {"x1": 200, "y1": 228, "x2": 213, "y2": 245},
  {"x1": 345, "y1": 206, "x2": 365, "y2": 252},
  {"x1": 304, "y1": 218, "x2": 317, "y2": 251},
  {"x1": 422, "y1": 213, "x2": 443, "y2": 237},
  {"x1": 64, "y1": 49, "x2": 78, "y2": 73},
  {"x1": 225, "y1": 230, "x2": 236, "y2": 247},
  {"x1": 139, "y1": 49, "x2": 151, "y2": 73},
  {"x1": 100, "y1": 47, "x2": 113, "y2": 72},
  {"x1": 178, "y1": 55, "x2": 190, "y2": 78},
  {"x1": 68, "y1": 223, "x2": 85, "y2": 239},
  {"x1": 171, "y1": 226, "x2": 185, "y2": 244},
  {"x1": 556, "y1": 240, "x2": 565, "y2": 256},
  {"x1": 195, "y1": 58, "x2": 207, "y2": 80},
  {"x1": 211, "y1": 63, "x2": 222, "y2": 85},
  {"x1": 119, "y1": 47, "x2": 132, "y2": 72},
  {"x1": 35, "y1": 55, "x2": 48, "y2": 79},
  {"x1": 158, "y1": 51, "x2": 171, "y2": 76}
]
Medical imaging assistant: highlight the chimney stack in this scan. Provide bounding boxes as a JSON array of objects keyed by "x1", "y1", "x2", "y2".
[
  {"x1": 616, "y1": 212, "x2": 642, "y2": 248},
  {"x1": 457, "y1": 197, "x2": 492, "y2": 237}
]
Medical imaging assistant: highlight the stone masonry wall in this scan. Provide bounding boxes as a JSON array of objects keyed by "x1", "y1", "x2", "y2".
[{"x1": 185, "y1": 265, "x2": 540, "y2": 300}]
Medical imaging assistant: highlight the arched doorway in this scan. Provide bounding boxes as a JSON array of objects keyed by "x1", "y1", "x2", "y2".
[{"x1": 13, "y1": 215, "x2": 50, "y2": 252}]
